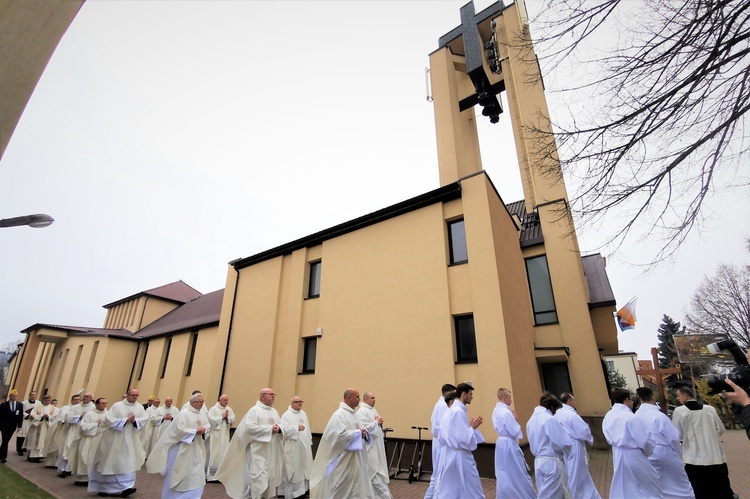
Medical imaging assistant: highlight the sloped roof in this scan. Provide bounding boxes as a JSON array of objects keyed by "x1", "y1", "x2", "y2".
[
  {"x1": 133, "y1": 289, "x2": 224, "y2": 339},
  {"x1": 103, "y1": 280, "x2": 202, "y2": 309},
  {"x1": 20, "y1": 323, "x2": 136, "y2": 339},
  {"x1": 582, "y1": 253, "x2": 616, "y2": 308}
]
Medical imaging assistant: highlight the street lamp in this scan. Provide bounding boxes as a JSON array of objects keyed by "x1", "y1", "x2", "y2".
[{"x1": 0, "y1": 214, "x2": 55, "y2": 228}]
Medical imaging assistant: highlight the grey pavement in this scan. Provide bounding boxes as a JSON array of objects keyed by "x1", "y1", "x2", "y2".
[{"x1": 2, "y1": 430, "x2": 748, "y2": 498}]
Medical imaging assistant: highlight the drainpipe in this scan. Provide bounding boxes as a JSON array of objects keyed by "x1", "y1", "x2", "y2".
[{"x1": 218, "y1": 265, "x2": 241, "y2": 396}]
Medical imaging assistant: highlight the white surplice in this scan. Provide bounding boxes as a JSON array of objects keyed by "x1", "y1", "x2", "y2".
[
  {"x1": 554, "y1": 404, "x2": 600, "y2": 499},
  {"x1": 215, "y1": 401, "x2": 284, "y2": 499},
  {"x1": 526, "y1": 406, "x2": 572, "y2": 499},
  {"x1": 634, "y1": 403, "x2": 694, "y2": 499},
  {"x1": 279, "y1": 406, "x2": 313, "y2": 499},
  {"x1": 602, "y1": 403, "x2": 661, "y2": 499},
  {"x1": 153, "y1": 404, "x2": 181, "y2": 448},
  {"x1": 87, "y1": 399, "x2": 149, "y2": 495},
  {"x1": 64, "y1": 401, "x2": 95, "y2": 482},
  {"x1": 356, "y1": 402, "x2": 392, "y2": 499},
  {"x1": 492, "y1": 401, "x2": 536, "y2": 499},
  {"x1": 434, "y1": 400, "x2": 485, "y2": 499},
  {"x1": 79, "y1": 408, "x2": 108, "y2": 477},
  {"x1": 424, "y1": 396, "x2": 449, "y2": 499},
  {"x1": 146, "y1": 404, "x2": 210, "y2": 498},
  {"x1": 44, "y1": 403, "x2": 70, "y2": 467},
  {"x1": 27, "y1": 403, "x2": 58, "y2": 459},
  {"x1": 309, "y1": 402, "x2": 373, "y2": 499},
  {"x1": 206, "y1": 402, "x2": 236, "y2": 481}
]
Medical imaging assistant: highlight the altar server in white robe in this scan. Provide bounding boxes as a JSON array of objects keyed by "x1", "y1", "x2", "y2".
[
  {"x1": 88, "y1": 388, "x2": 149, "y2": 497},
  {"x1": 216, "y1": 388, "x2": 285, "y2": 499},
  {"x1": 79, "y1": 398, "x2": 109, "y2": 484},
  {"x1": 602, "y1": 388, "x2": 661, "y2": 499},
  {"x1": 147, "y1": 393, "x2": 210, "y2": 498},
  {"x1": 554, "y1": 393, "x2": 600, "y2": 499},
  {"x1": 63, "y1": 392, "x2": 95, "y2": 484},
  {"x1": 526, "y1": 393, "x2": 572, "y2": 499},
  {"x1": 46, "y1": 394, "x2": 79, "y2": 468},
  {"x1": 27, "y1": 395, "x2": 58, "y2": 462},
  {"x1": 424, "y1": 383, "x2": 455, "y2": 499},
  {"x1": 634, "y1": 387, "x2": 694, "y2": 498},
  {"x1": 279, "y1": 396, "x2": 313, "y2": 499},
  {"x1": 309, "y1": 388, "x2": 373, "y2": 499},
  {"x1": 357, "y1": 392, "x2": 392, "y2": 499},
  {"x1": 492, "y1": 388, "x2": 536, "y2": 499},
  {"x1": 434, "y1": 382, "x2": 485, "y2": 499},
  {"x1": 206, "y1": 394, "x2": 236, "y2": 482}
]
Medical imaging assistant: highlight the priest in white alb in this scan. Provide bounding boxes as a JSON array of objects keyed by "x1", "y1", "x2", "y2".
[
  {"x1": 602, "y1": 388, "x2": 661, "y2": 499},
  {"x1": 64, "y1": 392, "x2": 95, "y2": 485},
  {"x1": 554, "y1": 392, "x2": 601, "y2": 499},
  {"x1": 356, "y1": 392, "x2": 392, "y2": 498},
  {"x1": 492, "y1": 388, "x2": 535, "y2": 499},
  {"x1": 635, "y1": 387, "x2": 694, "y2": 498},
  {"x1": 26, "y1": 394, "x2": 58, "y2": 462},
  {"x1": 147, "y1": 392, "x2": 211, "y2": 498},
  {"x1": 526, "y1": 392, "x2": 572, "y2": 499},
  {"x1": 309, "y1": 388, "x2": 373, "y2": 499},
  {"x1": 433, "y1": 382, "x2": 484, "y2": 499},
  {"x1": 279, "y1": 396, "x2": 313, "y2": 499},
  {"x1": 79, "y1": 397, "x2": 109, "y2": 486},
  {"x1": 140, "y1": 397, "x2": 161, "y2": 454},
  {"x1": 152, "y1": 396, "x2": 181, "y2": 449},
  {"x1": 424, "y1": 383, "x2": 455, "y2": 499},
  {"x1": 216, "y1": 388, "x2": 285, "y2": 499},
  {"x1": 88, "y1": 388, "x2": 149, "y2": 498},
  {"x1": 47, "y1": 394, "x2": 80, "y2": 469},
  {"x1": 206, "y1": 393, "x2": 236, "y2": 482}
]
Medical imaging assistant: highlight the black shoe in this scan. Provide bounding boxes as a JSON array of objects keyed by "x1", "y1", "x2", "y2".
[
  {"x1": 121, "y1": 488, "x2": 137, "y2": 497},
  {"x1": 74, "y1": 481, "x2": 88, "y2": 486},
  {"x1": 0, "y1": 459, "x2": 6, "y2": 463},
  {"x1": 98, "y1": 494, "x2": 110, "y2": 497}
]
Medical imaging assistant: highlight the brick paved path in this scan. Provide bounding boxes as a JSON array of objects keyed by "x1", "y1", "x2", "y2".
[{"x1": 3, "y1": 430, "x2": 748, "y2": 498}]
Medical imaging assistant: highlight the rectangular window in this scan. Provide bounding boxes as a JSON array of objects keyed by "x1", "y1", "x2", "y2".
[
  {"x1": 160, "y1": 337, "x2": 172, "y2": 379},
  {"x1": 448, "y1": 219, "x2": 468, "y2": 264},
  {"x1": 302, "y1": 337, "x2": 317, "y2": 374},
  {"x1": 454, "y1": 314, "x2": 477, "y2": 363},
  {"x1": 525, "y1": 255, "x2": 558, "y2": 325},
  {"x1": 607, "y1": 360, "x2": 615, "y2": 371},
  {"x1": 541, "y1": 362, "x2": 572, "y2": 397},
  {"x1": 308, "y1": 261, "x2": 322, "y2": 298},
  {"x1": 137, "y1": 342, "x2": 149, "y2": 380},
  {"x1": 185, "y1": 332, "x2": 198, "y2": 376}
]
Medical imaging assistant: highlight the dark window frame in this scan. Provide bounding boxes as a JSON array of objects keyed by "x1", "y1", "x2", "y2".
[
  {"x1": 448, "y1": 219, "x2": 468, "y2": 265},
  {"x1": 454, "y1": 314, "x2": 478, "y2": 363},
  {"x1": 525, "y1": 255, "x2": 559, "y2": 325},
  {"x1": 307, "y1": 261, "x2": 322, "y2": 299},
  {"x1": 185, "y1": 332, "x2": 198, "y2": 376},
  {"x1": 160, "y1": 337, "x2": 172, "y2": 379},
  {"x1": 301, "y1": 337, "x2": 317, "y2": 374},
  {"x1": 136, "y1": 342, "x2": 149, "y2": 380}
]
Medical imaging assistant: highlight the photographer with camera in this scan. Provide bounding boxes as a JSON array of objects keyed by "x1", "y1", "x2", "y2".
[
  {"x1": 704, "y1": 341, "x2": 750, "y2": 441},
  {"x1": 722, "y1": 362, "x2": 750, "y2": 441}
]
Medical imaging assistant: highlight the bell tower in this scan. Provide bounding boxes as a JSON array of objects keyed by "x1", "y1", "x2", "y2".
[{"x1": 429, "y1": 0, "x2": 569, "y2": 215}]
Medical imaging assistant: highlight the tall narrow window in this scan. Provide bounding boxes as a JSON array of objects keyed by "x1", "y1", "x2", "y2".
[
  {"x1": 525, "y1": 255, "x2": 558, "y2": 325},
  {"x1": 454, "y1": 314, "x2": 477, "y2": 363},
  {"x1": 308, "y1": 261, "x2": 322, "y2": 298},
  {"x1": 448, "y1": 219, "x2": 468, "y2": 264},
  {"x1": 302, "y1": 337, "x2": 317, "y2": 374},
  {"x1": 185, "y1": 332, "x2": 198, "y2": 376},
  {"x1": 541, "y1": 362, "x2": 572, "y2": 397},
  {"x1": 137, "y1": 342, "x2": 149, "y2": 380},
  {"x1": 160, "y1": 337, "x2": 172, "y2": 379}
]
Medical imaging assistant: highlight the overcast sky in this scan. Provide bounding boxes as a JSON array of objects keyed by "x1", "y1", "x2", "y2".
[{"x1": 1, "y1": 0, "x2": 747, "y2": 363}]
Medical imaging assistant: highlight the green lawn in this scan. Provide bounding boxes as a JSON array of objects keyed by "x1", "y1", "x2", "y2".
[{"x1": 0, "y1": 465, "x2": 54, "y2": 498}]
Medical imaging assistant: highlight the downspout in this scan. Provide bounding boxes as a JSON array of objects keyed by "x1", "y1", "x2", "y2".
[
  {"x1": 126, "y1": 341, "x2": 140, "y2": 393},
  {"x1": 218, "y1": 265, "x2": 241, "y2": 396}
]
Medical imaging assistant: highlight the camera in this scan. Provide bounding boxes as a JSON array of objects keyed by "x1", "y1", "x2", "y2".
[{"x1": 702, "y1": 339, "x2": 750, "y2": 395}]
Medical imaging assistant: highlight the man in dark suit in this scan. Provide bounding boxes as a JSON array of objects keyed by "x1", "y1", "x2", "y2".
[{"x1": 0, "y1": 390, "x2": 24, "y2": 463}]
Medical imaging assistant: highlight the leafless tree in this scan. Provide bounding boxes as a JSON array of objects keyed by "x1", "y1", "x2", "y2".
[
  {"x1": 523, "y1": 0, "x2": 749, "y2": 262},
  {"x1": 685, "y1": 262, "x2": 750, "y2": 350}
]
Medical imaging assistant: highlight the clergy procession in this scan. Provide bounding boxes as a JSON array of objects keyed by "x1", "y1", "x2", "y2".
[{"x1": 0, "y1": 382, "x2": 742, "y2": 498}]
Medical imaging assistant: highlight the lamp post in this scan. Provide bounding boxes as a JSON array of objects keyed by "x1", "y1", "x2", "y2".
[{"x1": 0, "y1": 214, "x2": 55, "y2": 228}]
